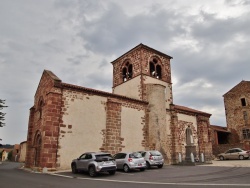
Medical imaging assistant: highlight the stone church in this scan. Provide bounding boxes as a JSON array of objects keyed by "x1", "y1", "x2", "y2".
[{"x1": 25, "y1": 44, "x2": 212, "y2": 170}]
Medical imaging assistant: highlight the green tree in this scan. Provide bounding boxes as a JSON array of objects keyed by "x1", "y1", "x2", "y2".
[
  {"x1": 0, "y1": 99, "x2": 7, "y2": 127},
  {"x1": 8, "y1": 150, "x2": 12, "y2": 160}
]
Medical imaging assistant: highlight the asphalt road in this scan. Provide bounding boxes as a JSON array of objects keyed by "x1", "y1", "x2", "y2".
[{"x1": 1, "y1": 161, "x2": 250, "y2": 188}]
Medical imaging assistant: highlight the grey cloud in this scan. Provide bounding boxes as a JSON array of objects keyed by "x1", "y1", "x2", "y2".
[
  {"x1": 225, "y1": 0, "x2": 250, "y2": 6},
  {"x1": 77, "y1": 2, "x2": 188, "y2": 56},
  {"x1": 191, "y1": 11, "x2": 250, "y2": 44}
]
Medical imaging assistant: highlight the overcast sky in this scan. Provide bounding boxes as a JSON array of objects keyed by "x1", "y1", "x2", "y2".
[{"x1": 1, "y1": 0, "x2": 250, "y2": 145}]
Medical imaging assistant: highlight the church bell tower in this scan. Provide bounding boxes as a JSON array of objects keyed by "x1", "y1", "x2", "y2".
[{"x1": 110, "y1": 44, "x2": 173, "y2": 155}]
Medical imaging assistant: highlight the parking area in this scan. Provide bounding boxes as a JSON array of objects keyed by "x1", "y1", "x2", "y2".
[
  {"x1": 203, "y1": 159, "x2": 250, "y2": 167},
  {"x1": 46, "y1": 159, "x2": 250, "y2": 185}
]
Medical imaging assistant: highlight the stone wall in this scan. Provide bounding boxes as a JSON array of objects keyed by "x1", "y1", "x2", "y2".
[
  {"x1": 213, "y1": 143, "x2": 245, "y2": 157},
  {"x1": 57, "y1": 85, "x2": 147, "y2": 169},
  {"x1": 224, "y1": 81, "x2": 250, "y2": 143},
  {"x1": 25, "y1": 70, "x2": 62, "y2": 169}
]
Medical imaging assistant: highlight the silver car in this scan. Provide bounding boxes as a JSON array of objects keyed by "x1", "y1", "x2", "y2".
[
  {"x1": 113, "y1": 152, "x2": 146, "y2": 172},
  {"x1": 218, "y1": 148, "x2": 250, "y2": 160},
  {"x1": 71, "y1": 152, "x2": 117, "y2": 177},
  {"x1": 139, "y1": 150, "x2": 164, "y2": 169}
]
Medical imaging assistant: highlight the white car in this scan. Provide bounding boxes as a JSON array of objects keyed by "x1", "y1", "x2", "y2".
[
  {"x1": 113, "y1": 152, "x2": 146, "y2": 172},
  {"x1": 139, "y1": 150, "x2": 164, "y2": 169},
  {"x1": 218, "y1": 148, "x2": 250, "y2": 160},
  {"x1": 71, "y1": 152, "x2": 117, "y2": 177}
]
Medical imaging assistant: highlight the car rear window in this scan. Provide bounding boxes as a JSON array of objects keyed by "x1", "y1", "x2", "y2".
[
  {"x1": 95, "y1": 154, "x2": 114, "y2": 161},
  {"x1": 150, "y1": 151, "x2": 161, "y2": 156},
  {"x1": 129, "y1": 152, "x2": 142, "y2": 158}
]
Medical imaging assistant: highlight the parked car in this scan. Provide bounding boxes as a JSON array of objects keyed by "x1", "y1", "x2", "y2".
[
  {"x1": 218, "y1": 148, "x2": 250, "y2": 160},
  {"x1": 113, "y1": 152, "x2": 146, "y2": 172},
  {"x1": 71, "y1": 152, "x2": 117, "y2": 177},
  {"x1": 138, "y1": 150, "x2": 164, "y2": 169}
]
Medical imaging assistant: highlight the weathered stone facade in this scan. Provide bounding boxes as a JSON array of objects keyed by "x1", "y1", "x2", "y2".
[
  {"x1": 223, "y1": 80, "x2": 250, "y2": 150},
  {"x1": 25, "y1": 44, "x2": 213, "y2": 170}
]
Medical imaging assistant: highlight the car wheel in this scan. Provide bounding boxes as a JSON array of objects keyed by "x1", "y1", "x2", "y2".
[
  {"x1": 219, "y1": 156, "x2": 224, "y2": 161},
  {"x1": 239, "y1": 155, "x2": 244, "y2": 160},
  {"x1": 108, "y1": 170, "x2": 116, "y2": 175},
  {"x1": 158, "y1": 164, "x2": 163, "y2": 168},
  {"x1": 71, "y1": 163, "x2": 78, "y2": 174},
  {"x1": 140, "y1": 168, "x2": 145, "y2": 171},
  {"x1": 89, "y1": 166, "x2": 97, "y2": 177},
  {"x1": 123, "y1": 164, "x2": 130, "y2": 173},
  {"x1": 146, "y1": 162, "x2": 151, "y2": 169}
]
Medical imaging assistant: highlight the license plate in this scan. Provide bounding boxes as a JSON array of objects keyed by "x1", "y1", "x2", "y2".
[{"x1": 104, "y1": 161, "x2": 112, "y2": 165}]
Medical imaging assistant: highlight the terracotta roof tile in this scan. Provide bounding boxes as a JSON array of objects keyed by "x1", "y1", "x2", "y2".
[
  {"x1": 210, "y1": 125, "x2": 229, "y2": 132},
  {"x1": 174, "y1": 104, "x2": 211, "y2": 117},
  {"x1": 61, "y1": 83, "x2": 148, "y2": 104}
]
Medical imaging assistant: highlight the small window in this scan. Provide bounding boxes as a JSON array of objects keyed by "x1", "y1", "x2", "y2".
[
  {"x1": 242, "y1": 129, "x2": 250, "y2": 139},
  {"x1": 243, "y1": 111, "x2": 248, "y2": 121},
  {"x1": 38, "y1": 99, "x2": 43, "y2": 119},
  {"x1": 241, "y1": 98, "x2": 246, "y2": 106}
]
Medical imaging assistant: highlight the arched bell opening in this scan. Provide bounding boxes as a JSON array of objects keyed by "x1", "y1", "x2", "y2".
[
  {"x1": 149, "y1": 58, "x2": 162, "y2": 79},
  {"x1": 121, "y1": 61, "x2": 133, "y2": 82}
]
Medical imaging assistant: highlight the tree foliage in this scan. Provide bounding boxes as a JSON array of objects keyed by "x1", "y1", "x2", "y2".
[
  {"x1": 8, "y1": 150, "x2": 12, "y2": 160},
  {"x1": 0, "y1": 99, "x2": 7, "y2": 127}
]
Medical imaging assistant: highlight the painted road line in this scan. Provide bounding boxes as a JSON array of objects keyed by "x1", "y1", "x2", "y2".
[{"x1": 50, "y1": 173, "x2": 250, "y2": 187}]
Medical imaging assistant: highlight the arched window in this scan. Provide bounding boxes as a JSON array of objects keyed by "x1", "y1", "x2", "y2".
[
  {"x1": 38, "y1": 97, "x2": 44, "y2": 119},
  {"x1": 122, "y1": 61, "x2": 133, "y2": 82},
  {"x1": 149, "y1": 58, "x2": 162, "y2": 79},
  {"x1": 33, "y1": 131, "x2": 42, "y2": 167}
]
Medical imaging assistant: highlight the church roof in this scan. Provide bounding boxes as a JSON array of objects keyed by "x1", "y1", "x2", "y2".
[
  {"x1": 35, "y1": 70, "x2": 62, "y2": 97},
  {"x1": 111, "y1": 43, "x2": 173, "y2": 65},
  {"x1": 43, "y1": 69, "x2": 61, "y2": 82},
  {"x1": 223, "y1": 80, "x2": 250, "y2": 97},
  {"x1": 61, "y1": 82, "x2": 148, "y2": 105},
  {"x1": 174, "y1": 104, "x2": 211, "y2": 117}
]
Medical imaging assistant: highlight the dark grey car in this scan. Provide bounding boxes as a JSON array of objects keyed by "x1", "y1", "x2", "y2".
[
  {"x1": 113, "y1": 152, "x2": 146, "y2": 172},
  {"x1": 71, "y1": 152, "x2": 117, "y2": 177}
]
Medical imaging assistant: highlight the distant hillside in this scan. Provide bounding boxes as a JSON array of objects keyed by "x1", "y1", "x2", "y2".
[{"x1": 0, "y1": 144, "x2": 14, "y2": 149}]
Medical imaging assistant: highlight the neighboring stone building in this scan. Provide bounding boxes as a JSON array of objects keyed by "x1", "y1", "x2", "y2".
[
  {"x1": 19, "y1": 141, "x2": 27, "y2": 162},
  {"x1": 211, "y1": 80, "x2": 250, "y2": 155},
  {"x1": 25, "y1": 44, "x2": 212, "y2": 170},
  {"x1": 0, "y1": 148, "x2": 12, "y2": 161},
  {"x1": 1, "y1": 150, "x2": 8, "y2": 161},
  {"x1": 223, "y1": 80, "x2": 250, "y2": 150},
  {"x1": 11, "y1": 144, "x2": 20, "y2": 162}
]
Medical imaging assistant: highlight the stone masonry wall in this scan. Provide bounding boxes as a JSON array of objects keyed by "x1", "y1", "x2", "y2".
[
  {"x1": 197, "y1": 115, "x2": 213, "y2": 161},
  {"x1": 25, "y1": 71, "x2": 62, "y2": 169},
  {"x1": 41, "y1": 91, "x2": 62, "y2": 168},
  {"x1": 224, "y1": 81, "x2": 250, "y2": 143},
  {"x1": 25, "y1": 107, "x2": 35, "y2": 167},
  {"x1": 100, "y1": 99, "x2": 123, "y2": 154}
]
